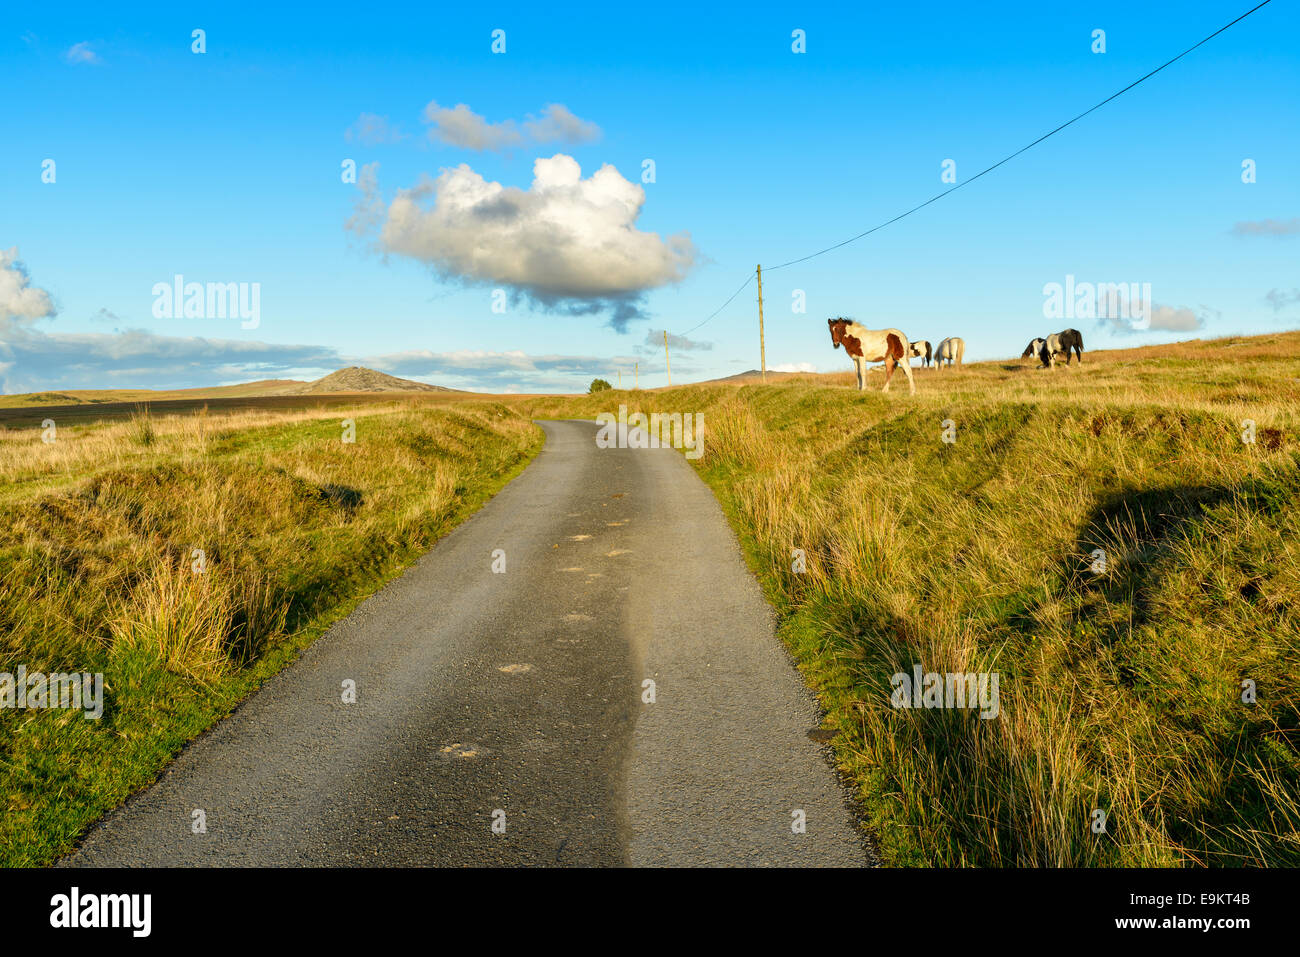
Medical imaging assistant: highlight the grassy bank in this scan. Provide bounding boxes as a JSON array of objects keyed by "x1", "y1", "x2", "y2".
[
  {"x1": 527, "y1": 333, "x2": 1300, "y2": 866},
  {"x1": 0, "y1": 401, "x2": 541, "y2": 865}
]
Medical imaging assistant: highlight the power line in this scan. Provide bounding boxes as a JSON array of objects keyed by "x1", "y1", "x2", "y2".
[
  {"x1": 766, "y1": 0, "x2": 1272, "y2": 272},
  {"x1": 677, "y1": 272, "x2": 754, "y2": 337},
  {"x1": 675, "y1": 0, "x2": 1273, "y2": 336}
]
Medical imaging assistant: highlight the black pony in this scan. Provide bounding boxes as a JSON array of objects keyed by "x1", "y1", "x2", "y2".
[{"x1": 1035, "y1": 329, "x2": 1084, "y2": 368}]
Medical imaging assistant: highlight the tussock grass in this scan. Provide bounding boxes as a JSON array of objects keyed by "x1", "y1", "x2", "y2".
[
  {"x1": 0, "y1": 401, "x2": 540, "y2": 865},
  {"x1": 527, "y1": 331, "x2": 1300, "y2": 867}
]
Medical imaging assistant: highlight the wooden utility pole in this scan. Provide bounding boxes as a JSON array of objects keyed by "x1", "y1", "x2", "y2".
[
  {"x1": 634, "y1": 362, "x2": 639, "y2": 389},
  {"x1": 617, "y1": 370, "x2": 621, "y2": 389},
  {"x1": 756, "y1": 264, "x2": 767, "y2": 382},
  {"x1": 663, "y1": 330, "x2": 672, "y2": 386}
]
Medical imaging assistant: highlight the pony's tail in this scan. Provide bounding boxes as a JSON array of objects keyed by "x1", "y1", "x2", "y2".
[
  {"x1": 924, "y1": 342, "x2": 932, "y2": 364},
  {"x1": 957, "y1": 339, "x2": 965, "y2": 366}
]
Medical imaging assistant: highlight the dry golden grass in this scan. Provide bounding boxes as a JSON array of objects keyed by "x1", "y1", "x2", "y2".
[
  {"x1": 0, "y1": 400, "x2": 540, "y2": 865},
  {"x1": 527, "y1": 330, "x2": 1300, "y2": 867}
]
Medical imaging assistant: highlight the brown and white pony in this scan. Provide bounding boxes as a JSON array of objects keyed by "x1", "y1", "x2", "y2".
[
  {"x1": 827, "y1": 318, "x2": 916, "y2": 394},
  {"x1": 934, "y1": 337, "x2": 965, "y2": 369},
  {"x1": 908, "y1": 339, "x2": 932, "y2": 367}
]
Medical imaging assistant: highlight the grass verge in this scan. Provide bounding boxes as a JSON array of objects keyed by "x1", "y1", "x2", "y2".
[
  {"x1": 0, "y1": 400, "x2": 541, "y2": 865},
  {"x1": 526, "y1": 332, "x2": 1300, "y2": 866}
]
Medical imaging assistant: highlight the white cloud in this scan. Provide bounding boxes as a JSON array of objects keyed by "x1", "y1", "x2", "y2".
[
  {"x1": 64, "y1": 42, "x2": 100, "y2": 65},
  {"x1": 360, "y1": 154, "x2": 696, "y2": 330},
  {"x1": 1146, "y1": 305, "x2": 1206, "y2": 331},
  {"x1": 0, "y1": 248, "x2": 56, "y2": 322},
  {"x1": 345, "y1": 162, "x2": 385, "y2": 236},
  {"x1": 0, "y1": 324, "x2": 340, "y2": 395},
  {"x1": 522, "y1": 104, "x2": 601, "y2": 145},
  {"x1": 422, "y1": 101, "x2": 600, "y2": 152},
  {"x1": 0, "y1": 253, "x2": 638, "y2": 393},
  {"x1": 365, "y1": 348, "x2": 634, "y2": 392},
  {"x1": 1264, "y1": 288, "x2": 1300, "y2": 313},
  {"x1": 0, "y1": 329, "x2": 631, "y2": 395},
  {"x1": 423, "y1": 102, "x2": 524, "y2": 151},
  {"x1": 771, "y1": 362, "x2": 817, "y2": 373},
  {"x1": 646, "y1": 329, "x2": 711, "y2": 351},
  {"x1": 0, "y1": 250, "x2": 337, "y2": 394},
  {"x1": 345, "y1": 113, "x2": 405, "y2": 145},
  {"x1": 1231, "y1": 218, "x2": 1300, "y2": 237},
  {"x1": 1096, "y1": 301, "x2": 1208, "y2": 335}
]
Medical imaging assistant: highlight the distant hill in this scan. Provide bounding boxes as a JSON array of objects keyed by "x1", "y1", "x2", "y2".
[
  {"x1": 292, "y1": 367, "x2": 459, "y2": 394},
  {"x1": 0, "y1": 379, "x2": 307, "y2": 408},
  {"x1": 0, "y1": 369, "x2": 458, "y2": 410},
  {"x1": 694, "y1": 369, "x2": 808, "y2": 386}
]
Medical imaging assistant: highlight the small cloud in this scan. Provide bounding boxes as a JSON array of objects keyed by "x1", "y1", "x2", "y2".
[
  {"x1": 523, "y1": 104, "x2": 601, "y2": 145},
  {"x1": 1264, "y1": 288, "x2": 1300, "y2": 313},
  {"x1": 345, "y1": 113, "x2": 406, "y2": 145},
  {"x1": 0, "y1": 248, "x2": 56, "y2": 322},
  {"x1": 1098, "y1": 302, "x2": 1207, "y2": 335},
  {"x1": 90, "y1": 307, "x2": 122, "y2": 323},
  {"x1": 422, "y1": 101, "x2": 601, "y2": 153},
  {"x1": 1231, "y1": 218, "x2": 1300, "y2": 237},
  {"x1": 345, "y1": 162, "x2": 385, "y2": 236},
  {"x1": 363, "y1": 348, "x2": 637, "y2": 392},
  {"x1": 771, "y1": 362, "x2": 818, "y2": 373},
  {"x1": 647, "y1": 329, "x2": 711, "y2": 351},
  {"x1": 64, "y1": 41, "x2": 100, "y2": 65},
  {"x1": 423, "y1": 101, "x2": 524, "y2": 151},
  {"x1": 1146, "y1": 305, "x2": 1206, "y2": 331}
]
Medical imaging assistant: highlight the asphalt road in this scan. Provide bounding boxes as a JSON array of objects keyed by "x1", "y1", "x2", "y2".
[{"x1": 63, "y1": 419, "x2": 872, "y2": 867}]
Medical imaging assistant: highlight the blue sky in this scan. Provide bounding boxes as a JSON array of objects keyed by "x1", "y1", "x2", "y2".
[{"x1": 2, "y1": 0, "x2": 1296, "y2": 393}]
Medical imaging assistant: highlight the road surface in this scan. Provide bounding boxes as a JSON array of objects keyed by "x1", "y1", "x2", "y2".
[{"x1": 63, "y1": 419, "x2": 872, "y2": 867}]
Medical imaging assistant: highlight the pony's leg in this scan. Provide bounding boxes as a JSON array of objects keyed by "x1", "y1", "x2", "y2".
[
  {"x1": 901, "y1": 357, "x2": 916, "y2": 394},
  {"x1": 855, "y1": 358, "x2": 865, "y2": 391},
  {"x1": 882, "y1": 355, "x2": 896, "y2": 392}
]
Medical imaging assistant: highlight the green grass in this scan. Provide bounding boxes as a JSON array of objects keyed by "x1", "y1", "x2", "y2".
[
  {"x1": 5, "y1": 331, "x2": 1298, "y2": 868},
  {"x1": 0, "y1": 401, "x2": 542, "y2": 865},
  {"x1": 525, "y1": 332, "x2": 1300, "y2": 866}
]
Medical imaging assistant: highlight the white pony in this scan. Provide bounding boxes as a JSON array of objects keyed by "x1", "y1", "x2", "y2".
[
  {"x1": 934, "y1": 337, "x2": 965, "y2": 369},
  {"x1": 827, "y1": 318, "x2": 916, "y2": 394},
  {"x1": 908, "y1": 339, "x2": 932, "y2": 367}
]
